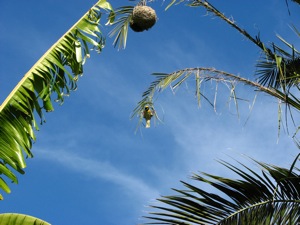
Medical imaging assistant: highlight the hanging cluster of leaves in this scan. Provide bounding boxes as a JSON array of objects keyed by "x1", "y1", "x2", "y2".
[
  {"x1": 0, "y1": 0, "x2": 113, "y2": 199},
  {"x1": 143, "y1": 157, "x2": 300, "y2": 224}
]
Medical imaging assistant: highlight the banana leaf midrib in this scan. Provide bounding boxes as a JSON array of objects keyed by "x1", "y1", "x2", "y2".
[
  {"x1": 0, "y1": 5, "x2": 92, "y2": 113},
  {"x1": 0, "y1": 0, "x2": 113, "y2": 198}
]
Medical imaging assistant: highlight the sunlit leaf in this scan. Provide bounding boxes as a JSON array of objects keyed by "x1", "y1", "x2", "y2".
[
  {"x1": 0, "y1": 0, "x2": 113, "y2": 198},
  {"x1": 0, "y1": 213, "x2": 51, "y2": 225}
]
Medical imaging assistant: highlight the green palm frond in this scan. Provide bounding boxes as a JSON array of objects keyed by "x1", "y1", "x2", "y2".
[
  {"x1": 143, "y1": 158, "x2": 300, "y2": 224},
  {"x1": 256, "y1": 35, "x2": 300, "y2": 90},
  {"x1": 0, "y1": 0, "x2": 113, "y2": 198},
  {"x1": 0, "y1": 213, "x2": 50, "y2": 225}
]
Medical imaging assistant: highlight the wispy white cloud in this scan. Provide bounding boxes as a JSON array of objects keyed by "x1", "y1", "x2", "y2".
[
  {"x1": 36, "y1": 149, "x2": 160, "y2": 201},
  {"x1": 158, "y1": 89, "x2": 300, "y2": 179}
]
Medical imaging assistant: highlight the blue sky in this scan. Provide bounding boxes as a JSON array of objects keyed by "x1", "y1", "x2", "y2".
[{"x1": 0, "y1": 0, "x2": 300, "y2": 224}]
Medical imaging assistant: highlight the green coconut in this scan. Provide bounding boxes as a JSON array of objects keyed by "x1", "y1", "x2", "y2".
[{"x1": 130, "y1": 5, "x2": 157, "y2": 32}]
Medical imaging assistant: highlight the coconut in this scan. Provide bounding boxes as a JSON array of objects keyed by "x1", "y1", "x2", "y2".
[{"x1": 130, "y1": 5, "x2": 157, "y2": 32}]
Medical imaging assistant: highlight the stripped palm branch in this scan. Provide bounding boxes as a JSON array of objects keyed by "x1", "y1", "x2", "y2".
[
  {"x1": 143, "y1": 157, "x2": 300, "y2": 224},
  {"x1": 0, "y1": 0, "x2": 113, "y2": 198},
  {"x1": 189, "y1": 0, "x2": 274, "y2": 57},
  {"x1": 132, "y1": 68, "x2": 300, "y2": 127},
  {"x1": 133, "y1": 0, "x2": 300, "y2": 134},
  {"x1": 188, "y1": 0, "x2": 300, "y2": 92},
  {"x1": 164, "y1": 0, "x2": 300, "y2": 93}
]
